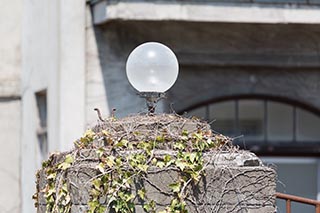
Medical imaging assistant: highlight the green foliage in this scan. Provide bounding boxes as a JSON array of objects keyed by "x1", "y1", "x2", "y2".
[
  {"x1": 35, "y1": 126, "x2": 226, "y2": 213},
  {"x1": 74, "y1": 129, "x2": 96, "y2": 148},
  {"x1": 84, "y1": 129, "x2": 218, "y2": 213},
  {"x1": 33, "y1": 153, "x2": 74, "y2": 213}
]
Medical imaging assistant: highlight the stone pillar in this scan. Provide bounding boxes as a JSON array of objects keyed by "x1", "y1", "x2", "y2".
[{"x1": 34, "y1": 114, "x2": 276, "y2": 213}]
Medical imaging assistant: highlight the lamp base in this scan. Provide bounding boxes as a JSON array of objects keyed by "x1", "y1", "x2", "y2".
[{"x1": 139, "y1": 92, "x2": 165, "y2": 114}]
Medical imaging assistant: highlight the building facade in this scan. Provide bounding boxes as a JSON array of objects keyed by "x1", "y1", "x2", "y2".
[
  {"x1": 0, "y1": 0, "x2": 22, "y2": 212},
  {"x1": 0, "y1": 0, "x2": 320, "y2": 212}
]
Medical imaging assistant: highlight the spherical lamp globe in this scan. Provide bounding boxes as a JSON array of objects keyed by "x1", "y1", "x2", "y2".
[{"x1": 126, "y1": 42, "x2": 179, "y2": 93}]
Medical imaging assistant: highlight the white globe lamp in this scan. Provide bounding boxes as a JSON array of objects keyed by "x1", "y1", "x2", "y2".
[{"x1": 126, "y1": 42, "x2": 179, "y2": 113}]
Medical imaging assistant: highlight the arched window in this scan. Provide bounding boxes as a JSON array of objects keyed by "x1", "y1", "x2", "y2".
[{"x1": 183, "y1": 97, "x2": 320, "y2": 156}]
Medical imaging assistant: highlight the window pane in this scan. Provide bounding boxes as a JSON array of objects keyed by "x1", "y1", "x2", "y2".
[
  {"x1": 297, "y1": 109, "x2": 320, "y2": 142},
  {"x1": 36, "y1": 90, "x2": 48, "y2": 161},
  {"x1": 209, "y1": 101, "x2": 236, "y2": 136},
  {"x1": 239, "y1": 100, "x2": 264, "y2": 141},
  {"x1": 187, "y1": 106, "x2": 206, "y2": 120},
  {"x1": 267, "y1": 102, "x2": 294, "y2": 142}
]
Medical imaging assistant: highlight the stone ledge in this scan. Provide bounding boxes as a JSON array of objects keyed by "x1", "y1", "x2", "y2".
[{"x1": 91, "y1": 1, "x2": 320, "y2": 25}]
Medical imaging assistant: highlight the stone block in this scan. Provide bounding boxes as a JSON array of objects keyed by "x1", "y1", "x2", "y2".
[
  {"x1": 37, "y1": 205, "x2": 46, "y2": 213},
  {"x1": 67, "y1": 167, "x2": 99, "y2": 205},
  {"x1": 131, "y1": 165, "x2": 276, "y2": 211},
  {"x1": 133, "y1": 168, "x2": 179, "y2": 205},
  {"x1": 36, "y1": 136, "x2": 276, "y2": 213}
]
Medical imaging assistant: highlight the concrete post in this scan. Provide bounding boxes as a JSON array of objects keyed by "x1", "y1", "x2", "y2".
[{"x1": 34, "y1": 114, "x2": 276, "y2": 213}]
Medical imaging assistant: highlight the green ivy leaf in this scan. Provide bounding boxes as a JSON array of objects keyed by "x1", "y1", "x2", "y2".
[
  {"x1": 65, "y1": 154, "x2": 74, "y2": 164},
  {"x1": 174, "y1": 142, "x2": 185, "y2": 150},
  {"x1": 156, "y1": 135, "x2": 164, "y2": 142},
  {"x1": 164, "y1": 155, "x2": 171, "y2": 163},
  {"x1": 193, "y1": 132, "x2": 203, "y2": 140},
  {"x1": 169, "y1": 182, "x2": 181, "y2": 193},
  {"x1": 88, "y1": 200, "x2": 99, "y2": 212},
  {"x1": 115, "y1": 139, "x2": 128, "y2": 148},
  {"x1": 106, "y1": 156, "x2": 115, "y2": 168},
  {"x1": 92, "y1": 179, "x2": 101, "y2": 190},
  {"x1": 46, "y1": 172, "x2": 56, "y2": 180},
  {"x1": 96, "y1": 147, "x2": 105, "y2": 158},
  {"x1": 156, "y1": 161, "x2": 165, "y2": 168},
  {"x1": 58, "y1": 154, "x2": 74, "y2": 170},
  {"x1": 137, "y1": 164, "x2": 149, "y2": 172},
  {"x1": 84, "y1": 129, "x2": 95, "y2": 138},
  {"x1": 96, "y1": 162, "x2": 105, "y2": 174},
  {"x1": 151, "y1": 158, "x2": 157, "y2": 165},
  {"x1": 175, "y1": 160, "x2": 188, "y2": 171},
  {"x1": 137, "y1": 189, "x2": 146, "y2": 200},
  {"x1": 143, "y1": 200, "x2": 156, "y2": 212},
  {"x1": 189, "y1": 153, "x2": 197, "y2": 163}
]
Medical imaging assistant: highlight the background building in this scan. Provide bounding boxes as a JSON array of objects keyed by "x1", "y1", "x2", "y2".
[
  {"x1": 0, "y1": 0, "x2": 22, "y2": 212},
  {"x1": 0, "y1": 0, "x2": 319, "y2": 212}
]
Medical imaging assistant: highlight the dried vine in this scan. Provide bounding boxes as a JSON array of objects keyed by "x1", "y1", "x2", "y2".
[{"x1": 34, "y1": 114, "x2": 272, "y2": 213}]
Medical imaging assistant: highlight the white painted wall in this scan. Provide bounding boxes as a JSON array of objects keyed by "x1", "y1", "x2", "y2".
[
  {"x1": 21, "y1": 0, "x2": 86, "y2": 212},
  {"x1": 59, "y1": 0, "x2": 86, "y2": 151},
  {"x1": 0, "y1": 100, "x2": 21, "y2": 213},
  {"x1": 0, "y1": 0, "x2": 22, "y2": 212},
  {"x1": 85, "y1": 5, "x2": 110, "y2": 125},
  {"x1": 0, "y1": 0, "x2": 21, "y2": 97},
  {"x1": 21, "y1": 1, "x2": 58, "y2": 212}
]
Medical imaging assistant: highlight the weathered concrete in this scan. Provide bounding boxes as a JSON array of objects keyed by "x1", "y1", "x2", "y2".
[
  {"x1": 0, "y1": 0, "x2": 21, "y2": 98},
  {"x1": 0, "y1": 0, "x2": 22, "y2": 212},
  {"x1": 21, "y1": 1, "x2": 59, "y2": 212},
  {"x1": 170, "y1": 66, "x2": 320, "y2": 113},
  {"x1": 85, "y1": 18, "x2": 165, "y2": 120},
  {"x1": 86, "y1": 20, "x2": 320, "y2": 116},
  {"x1": 36, "y1": 150, "x2": 276, "y2": 212},
  {"x1": 0, "y1": 100, "x2": 21, "y2": 213},
  {"x1": 91, "y1": 0, "x2": 320, "y2": 25},
  {"x1": 94, "y1": 0, "x2": 320, "y2": 5},
  {"x1": 35, "y1": 115, "x2": 276, "y2": 212},
  {"x1": 59, "y1": 0, "x2": 86, "y2": 151},
  {"x1": 21, "y1": 1, "x2": 86, "y2": 213},
  {"x1": 86, "y1": 4, "x2": 111, "y2": 124}
]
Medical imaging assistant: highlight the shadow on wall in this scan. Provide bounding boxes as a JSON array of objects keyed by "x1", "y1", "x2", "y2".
[
  {"x1": 88, "y1": 19, "x2": 320, "y2": 118},
  {"x1": 88, "y1": 23, "x2": 145, "y2": 118},
  {"x1": 89, "y1": 21, "x2": 185, "y2": 117}
]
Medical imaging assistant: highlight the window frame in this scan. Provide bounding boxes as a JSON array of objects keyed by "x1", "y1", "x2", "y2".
[
  {"x1": 36, "y1": 90, "x2": 48, "y2": 161},
  {"x1": 180, "y1": 95, "x2": 320, "y2": 156}
]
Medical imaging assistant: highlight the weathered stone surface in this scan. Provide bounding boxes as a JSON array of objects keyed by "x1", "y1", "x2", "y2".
[
  {"x1": 67, "y1": 167, "x2": 99, "y2": 205},
  {"x1": 70, "y1": 205, "x2": 89, "y2": 213},
  {"x1": 91, "y1": 0, "x2": 320, "y2": 26},
  {"x1": 87, "y1": 20, "x2": 320, "y2": 121},
  {"x1": 133, "y1": 165, "x2": 276, "y2": 208},
  {"x1": 85, "y1": 114, "x2": 213, "y2": 148},
  {"x1": 37, "y1": 151, "x2": 276, "y2": 212},
  {"x1": 36, "y1": 115, "x2": 276, "y2": 212},
  {"x1": 37, "y1": 205, "x2": 47, "y2": 213}
]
